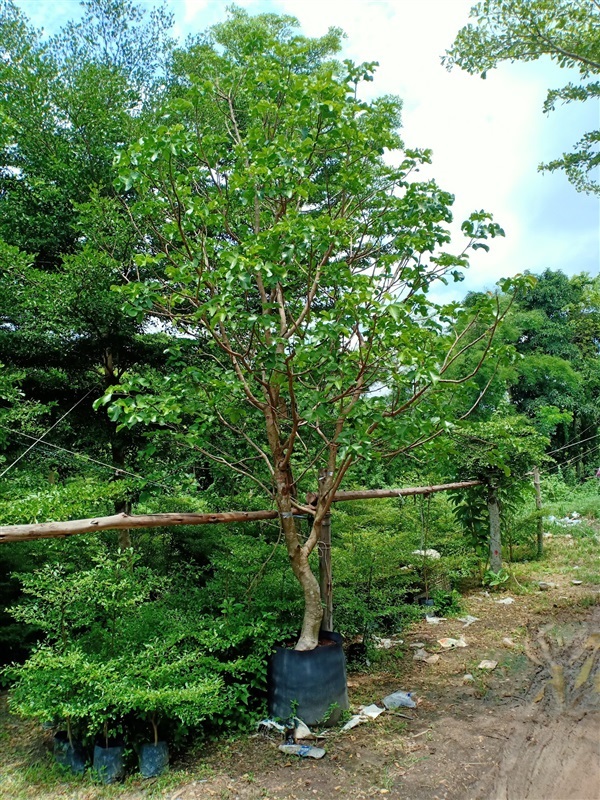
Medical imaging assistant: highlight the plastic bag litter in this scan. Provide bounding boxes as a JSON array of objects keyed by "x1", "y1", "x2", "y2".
[
  {"x1": 478, "y1": 659, "x2": 498, "y2": 670},
  {"x1": 425, "y1": 615, "x2": 446, "y2": 624},
  {"x1": 438, "y1": 637, "x2": 467, "y2": 649},
  {"x1": 279, "y1": 744, "x2": 325, "y2": 759},
  {"x1": 340, "y1": 715, "x2": 363, "y2": 732},
  {"x1": 458, "y1": 615, "x2": 479, "y2": 627},
  {"x1": 359, "y1": 704, "x2": 385, "y2": 719},
  {"x1": 257, "y1": 719, "x2": 285, "y2": 734},
  {"x1": 373, "y1": 635, "x2": 404, "y2": 649},
  {"x1": 413, "y1": 648, "x2": 439, "y2": 664},
  {"x1": 495, "y1": 597, "x2": 515, "y2": 605},
  {"x1": 294, "y1": 719, "x2": 315, "y2": 740},
  {"x1": 382, "y1": 691, "x2": 416, "y2": 710}
]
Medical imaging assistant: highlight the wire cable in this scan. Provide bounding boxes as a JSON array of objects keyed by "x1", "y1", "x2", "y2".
[
  {"x1": 547, "y1": 431, "x2": 600, "y2": 456},
  {"x1": 0, "y1": 390, "x2": 95, "y2": 479},
  {"x1": 0, "y1": 423, "x2": 172, "y2": 490}
]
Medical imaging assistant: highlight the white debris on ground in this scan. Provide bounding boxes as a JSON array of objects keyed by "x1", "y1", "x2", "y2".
[
  {"x1": 478, "y1": 659, "x2": 498, "y2": 670},
  {"x1": 437, "y1": 637, "x2": 468, "y2": 649},
  {"x1": 495, "y1": 597, "x2": 515, "y2": 605},
  {"x1": 425, "y1": 614, "x2": 447, "y2": 624},
  {"x1": 372, "y1": 634, "x2": 404, "y2": 649},
  {"x1": 458, "y1": 615, "x2": 479, "y2": 627},
  {"x1": 413, "y1": 648, "x2": 440, "y2": 664},
  {"x1": 412, "y1": 548, "x2": 441, "y2": 559},
  {"x1": 382, "y1": 690, "x2": 416, "y2": 709},
  {"x1": 278, "y1": 744, "x2": 325, "y2": 759},
  {"x1": 359, "y1": 704, "x2": 385, "y2": 719},
  {"x1": 547, "y1": 512, "x2": 582, "y2": 527}
]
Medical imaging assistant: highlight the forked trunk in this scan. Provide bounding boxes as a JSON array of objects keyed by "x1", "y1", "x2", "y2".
[{"x1": 291, "y1": 542, "x2": 324, "y2": 651}]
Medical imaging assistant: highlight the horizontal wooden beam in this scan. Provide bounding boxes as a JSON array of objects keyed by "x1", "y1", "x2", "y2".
[
  {"x1": 0, "y1": 510, "x2": 279, "y2": 543},
  {"x1": 0, "y1": 480, "x2": 483, "y2": 543},
  {"x1": 305, "y1": 479, "x2": 483, "y2": 505}
]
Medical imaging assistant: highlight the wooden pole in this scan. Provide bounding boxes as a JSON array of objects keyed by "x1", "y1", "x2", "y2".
[
  {"x1": 0, "y1": 480, "x2": 484, "y2": 544},
  {"x1": 305, "y1": 480, "x2": 482, "y2": 506},
  {"x1": 318, "y1": 513, "x2": 333, "y2": 633},
  {"x1": 0, "y1": 509, "x2": 279, "y2": 543},
  {"x1": 487, "y1": 488, "x2": 502, "y2": 573},
  {"x1": 317, "y1": 469, "x2": 334, "y2": 632},
  {"x1": 533, "y1": 466, "x2": 543, "y2": 558}
]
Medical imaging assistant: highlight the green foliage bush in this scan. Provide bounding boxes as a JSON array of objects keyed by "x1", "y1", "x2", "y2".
[{"x1": 3, "y1": 544, "x2": 296, "y2": 748}]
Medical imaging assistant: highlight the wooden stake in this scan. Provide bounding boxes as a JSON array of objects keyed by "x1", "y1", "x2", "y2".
[
  {"x1": 319, "y1": 513, "x2": 333, "y2": 632},
  {"x1": 487, "y1": 489, "x2": 502, "y2": 573},
  {"x1": 533, "y1": 466, "x2": 543, "y2": 558}
]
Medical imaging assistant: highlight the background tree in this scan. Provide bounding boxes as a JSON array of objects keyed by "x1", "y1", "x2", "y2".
[
  {"x1": 506, "y1": 270, "x2": 600, "y2": 478},
  {"x1": 445, "y1": 0, "x2": 600, "y2": 194},
  {"x1": 0, "y1": 0, "x2": 176, "y2": 659}
]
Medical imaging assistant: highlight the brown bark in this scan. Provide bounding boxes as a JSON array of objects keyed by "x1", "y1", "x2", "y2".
[
  {"x1": 306, "y1": 480, "x2": 482, "y2": 505},
  {"x1": 533, "y1": 466, "x2": 543, "y2": 558},
  {"x1": 487, "y1": 488, "x2": 502, "y2": 573},
  {"x1": 0, "y1": 510, "x2": 279, "y2": 542}
]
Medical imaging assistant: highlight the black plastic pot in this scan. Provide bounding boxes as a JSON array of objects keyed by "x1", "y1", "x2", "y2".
[
  {"x1": 53, "y1": 732, "x2": 86, "y2": 775},
  {"x1": 93, "y1": 743, "x2": 125, "y2": 784},
  {"x1": 139, "y1": 741, "x2": 169, "y2": 778},
  {"x1": 268, "y1": 630, "x2": 349, "y2": 726}
]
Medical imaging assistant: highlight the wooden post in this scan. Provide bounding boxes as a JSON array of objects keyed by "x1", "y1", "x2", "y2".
[
  {"x1": 533, "y1": 466, "x2": 543, "y2": 558},
  {"x1": 487, "y1": 487, "x2": 502, "y2": 573},
  {"x1": 318, "y1": 513, "x2": 333, "y2": 633},
  {"x1": 317, "y1": 469, "x2": 333, "y2": 633}
]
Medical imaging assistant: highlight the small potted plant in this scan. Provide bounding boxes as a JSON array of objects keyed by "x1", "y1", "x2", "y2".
[
  {"x1": 3, "y1": 646, "x2": 91, "y2": 774},
  {"x1": 120, "y1": 644, "x2": 224, "y2": 778},
  {"x1": 84, "y1": 661, "x2": 128, "y2": 784}
]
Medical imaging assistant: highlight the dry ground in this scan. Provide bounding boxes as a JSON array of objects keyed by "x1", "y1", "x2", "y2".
[{"x1": 1, "y1": 531, "x2": 599, "y2": 800}]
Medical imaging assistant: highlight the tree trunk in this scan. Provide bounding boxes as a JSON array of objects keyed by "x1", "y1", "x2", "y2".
[
  {"x1": 291, "y1": 540, "x2": 324, "y2": 651},
  {"x1": 487, "y1": 488, "x2": 502, "y2": 573},
  {"x1": 533, "y1": 466, "x2": 543, "y2": 558}
]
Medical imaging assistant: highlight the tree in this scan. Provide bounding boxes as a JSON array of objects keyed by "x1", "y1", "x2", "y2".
[
  {"x1": 0, "y1": 0, "x2": 176, "y2": 653},
  {"x1": 445, "y1": 0, "x2": 600, "y2": 194},
  {"x1": 102, "y1": 9, "x2": 513, "y2": 650},
  {"x1": 507, "y1": 270, "x2": 600, "y2": 477},
  {"x1": 448, "y1": 412, "x2": 549, "y2": 572},
  {"x1": 0, "y1": 0, "x2": 174, "y2": 501}
]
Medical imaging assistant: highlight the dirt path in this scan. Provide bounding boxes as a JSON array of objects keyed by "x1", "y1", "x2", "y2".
[
  {"x1": 2, "y1": 563, "x2": 599, "y2": 800},
  {"x1": 167, "y1": 585, "x2": 600, "y2": 800}
]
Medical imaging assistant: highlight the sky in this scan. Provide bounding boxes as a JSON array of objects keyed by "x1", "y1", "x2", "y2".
[{"x1": 16, "y1": 0, "x2": 600, "y2": 301}]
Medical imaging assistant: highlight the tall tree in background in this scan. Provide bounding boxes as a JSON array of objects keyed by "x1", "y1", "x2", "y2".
[
  {"x1": 445, "y1": 0, "x2": 600, "y2": 194},
  {"x1": 0, "y1": 0, "x2": 176, "y2": 653},
  {"x1": 0, "y1": 0, "x2": 174, "y2": 487},
  {"x1": 508, "y1": 270, "x2": 600, "y2": 477}
]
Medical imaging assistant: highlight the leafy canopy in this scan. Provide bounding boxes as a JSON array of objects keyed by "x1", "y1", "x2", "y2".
[{"x1": 445, "y1": 0, "x2": 600, "y2": 194}]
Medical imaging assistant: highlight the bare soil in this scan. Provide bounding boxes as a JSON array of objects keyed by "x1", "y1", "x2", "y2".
[
  {"x1": 2, "y1": 541, "x2": 600, "y2": 800},
  {"x1": 180, "y1": 587, "x2": 600, "y2": 800}
]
